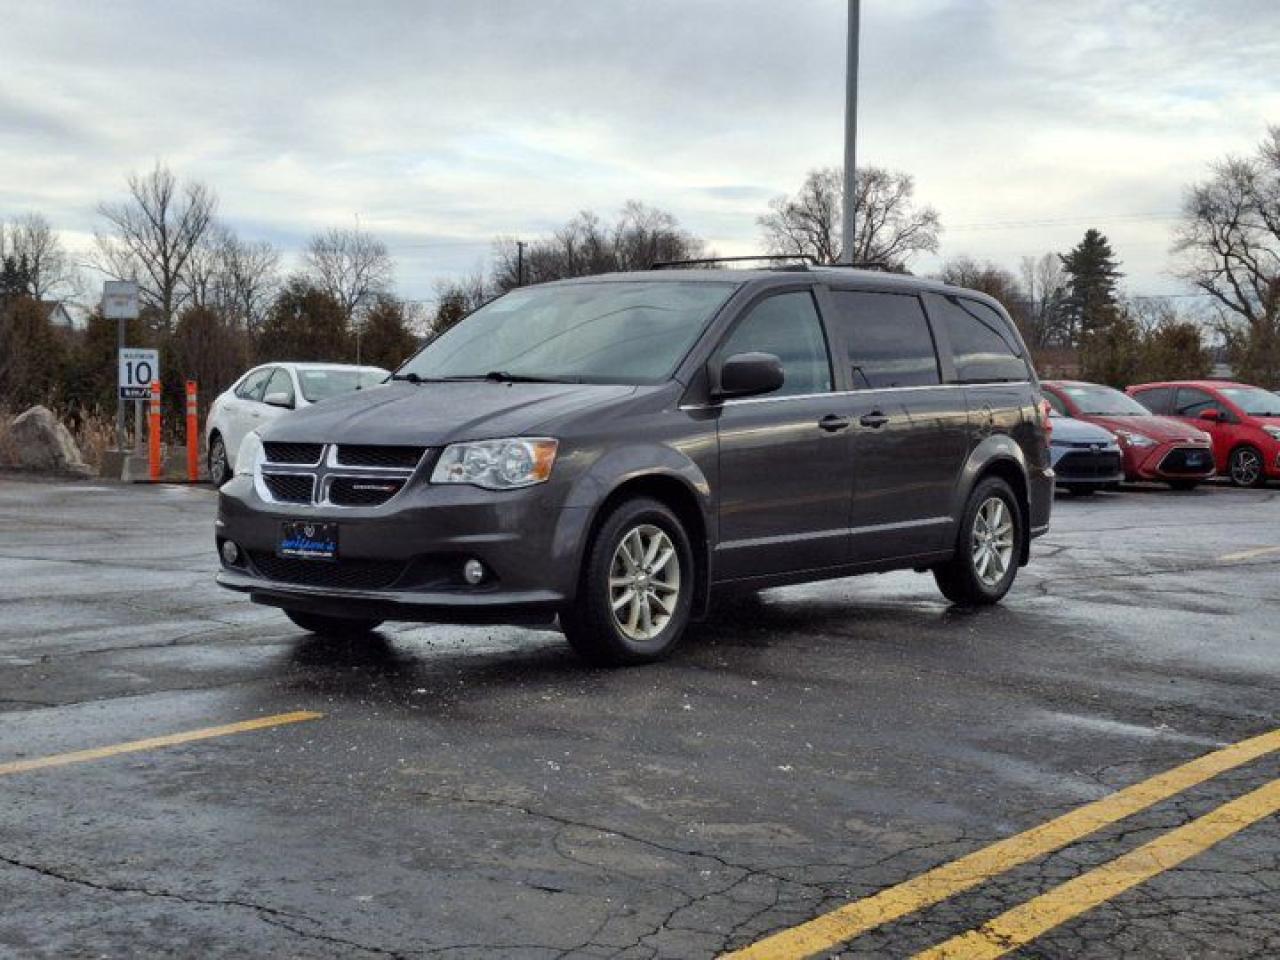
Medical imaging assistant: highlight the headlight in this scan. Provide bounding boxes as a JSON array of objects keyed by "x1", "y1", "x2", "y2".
[
  {"x1": 1264, "y1": 426, "x2": 1280, "y2": 442},
  {"x1": 431, "y1": 438, "x2": 558, "y2": 490},
  {"x1": 1114, "y1": 430, "x2": 1156, "y2": 448},
  {"x1": 234, "y1": 431, "x2": 264, "y2": 477}
]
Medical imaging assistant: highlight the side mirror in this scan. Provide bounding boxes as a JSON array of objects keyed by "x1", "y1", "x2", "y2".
[
  {"x1": 713, "y1": 352, "x2": 785, "y2": 401},
  {"x1": 263, "y1": 391, "x2": 295, "y2": 409},
  {"x1": 1198, "y1": 408, "x2": 1221, "y2": 422}
]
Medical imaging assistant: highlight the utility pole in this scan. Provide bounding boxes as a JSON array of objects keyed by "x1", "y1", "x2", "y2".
[
  {"x1": 841, "y1": 0, "x2": 860, "y2": 264},
  {"x1": 516, "y1": 240, "x2": 527, "y2": 287}
]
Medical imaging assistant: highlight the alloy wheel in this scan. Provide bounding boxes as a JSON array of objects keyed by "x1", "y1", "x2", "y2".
[
  {"x1": 1231, "y1": 448, "x2": 1262, "y2": 487},
  {"x1": 609, "y1": 524, "x2": 681, "y2": 641},
  {"x1": 210, "y1": 439, "x2": 228, "y2": 485},
  {"x1": 971, "y1": 496, "x2": 1015, "y2": 588}
]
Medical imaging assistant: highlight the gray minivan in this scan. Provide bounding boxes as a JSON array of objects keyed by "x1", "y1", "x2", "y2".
[{"x1": 215, "y1": 266, "x2": 1053, "y2": 664}]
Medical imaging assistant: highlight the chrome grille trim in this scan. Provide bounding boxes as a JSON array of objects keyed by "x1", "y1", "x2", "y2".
[{"x1": 255, "y1": 443, "x2": 423, "y2": 509}]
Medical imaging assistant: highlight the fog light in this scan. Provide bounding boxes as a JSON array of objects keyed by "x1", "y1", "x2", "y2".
[
  {"x1": 221, "y1": 540, "x2": 240, "y2": 565},
  {"x1": 463, "y1": 559, "x2": 485, "y2": 585}
]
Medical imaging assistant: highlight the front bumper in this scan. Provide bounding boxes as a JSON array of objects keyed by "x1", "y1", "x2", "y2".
[
  {"x1": 215, "y1": 474, "x2": 587, "y2": 624},
  {"x1": 1125, "y1": 442, "x2": 1216, "y2": 481}
]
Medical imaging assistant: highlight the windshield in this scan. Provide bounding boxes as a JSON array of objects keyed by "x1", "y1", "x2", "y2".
[
  {"x1": 396, "y1": 281, "x2": 738, "y2": 384},
  {"x1": 1062, "y1": 384, "x2": 1153, "y2": 416},
  {"x1": 298, "y1": 368, "x2": 387, "y2": 403},
  {"x1": 1218, "y1": 386, "x2": 1280, "y2": 416}
]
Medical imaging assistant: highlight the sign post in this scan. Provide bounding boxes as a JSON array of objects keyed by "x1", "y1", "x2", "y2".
[{"x1": 103, "y1": 281, "x2": 141, "y2": 450}]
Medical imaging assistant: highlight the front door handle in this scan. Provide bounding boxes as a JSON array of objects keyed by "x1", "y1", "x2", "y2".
[
  {"x1": 859, "y1": 412, "x2": 890, "y2": 428},
  {"x1": 818, "y1": 415, "x2": 851, "y2": 432}
]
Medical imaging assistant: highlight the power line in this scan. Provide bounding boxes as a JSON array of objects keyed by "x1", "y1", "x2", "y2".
[{"x1": 947, "y1": 212, "x2": 1182, "y2": 232}]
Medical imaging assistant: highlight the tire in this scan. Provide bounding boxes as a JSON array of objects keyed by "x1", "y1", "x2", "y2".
[
  {"x1": 208, "y1": 433, "x2": 231, "y2": 487},
  {"x1": 933, "y1": 476, "x2": 1022, "y2": 606},
  {"x1": 1168, "y1": 479, "x2": 1200, "y2": 491},
  {"x1": 560, "y1": 497, "x2": 695, "y2": 666},
  {"x1": 1228, "y1": 446, "x2": 1266, "y2": 488},
  {"x1": 284, "y1": 610, "x2": 383, "y2": 636}
]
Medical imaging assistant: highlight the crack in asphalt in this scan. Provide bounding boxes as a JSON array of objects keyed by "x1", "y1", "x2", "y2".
[{"x1": 0, "y1": 850, "x2": 418, "y2": 959}]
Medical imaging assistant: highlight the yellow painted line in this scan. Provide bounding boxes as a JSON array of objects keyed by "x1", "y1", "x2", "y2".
[
  {"x1": 915, "y1": 776, "x2": 1280, "y2": 959},
  {"x1": 0, "y1": 711, "x2": 322, "y2": 777},
  {"x1": 722, "y1": 728, "x2": 1280, "y2": 960},
  {"x1": 1217, "y1": 545, "x2": 1280, "y2": 563}
]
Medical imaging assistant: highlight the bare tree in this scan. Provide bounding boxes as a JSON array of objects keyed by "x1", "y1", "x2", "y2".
[
  {"x1": 1174, "y1": 126, "x2": 1280, "y2": 385},
  {"x1": 93, "y1": 163, "x2": 218, "y2": 330},
  {"x1": 490, "y1": 201, "x2": 704, "y2": 292},
  {"x1": 758, "y1": 166, "x2": 941, "y2": 268},
  {"x1": 304, "y1": 226, "x2": 393, "y2": 322},
  {"x1": 182, "y1": 226, "x2": 279, "y2": 332},
  {"x1": 3, "y1": 213, "x2": 80, "y2": 301},
  {"x1": 1018, "y1": 253, "x2": 1069, "y2": 348},
  {"x1": 431, "y1": 273, "x2": 493, "y2": 336}
]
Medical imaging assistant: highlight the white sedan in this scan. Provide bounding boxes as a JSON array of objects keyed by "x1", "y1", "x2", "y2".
[{"x1": 205, "y1": 362, "x2": 389, "y2": 485}]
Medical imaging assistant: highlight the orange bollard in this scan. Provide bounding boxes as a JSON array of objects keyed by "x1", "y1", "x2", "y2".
[
  {"x1": 148, "y1": 381, "x2": 162, "y2": 482},
  {"x1": 185, "y1": 380, "x2": 199, "y2": 483}
]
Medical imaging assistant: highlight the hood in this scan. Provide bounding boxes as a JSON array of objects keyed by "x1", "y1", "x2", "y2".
[
  {"x1": 1051, "y1": 416, "x2": 1116, "y2": 444},
  {"x1": 1082, "y1": 414, "x2": 1208, "y2": 443},
  {"x1": 260, "y1": 380, "x2": 639, "y2": 446}
]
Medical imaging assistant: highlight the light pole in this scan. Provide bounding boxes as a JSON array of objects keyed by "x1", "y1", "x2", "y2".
[{"x1": 841, "y1": 0, "x2": 860, "y2": 264}]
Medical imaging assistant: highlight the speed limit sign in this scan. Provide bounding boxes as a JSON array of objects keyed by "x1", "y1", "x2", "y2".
[{"x1": 119, "y1": 348, "x2": 159, "y2": 399}]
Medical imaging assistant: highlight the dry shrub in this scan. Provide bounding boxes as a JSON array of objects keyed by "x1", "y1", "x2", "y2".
[
  {"x1": 72, "y1": 409, "x2": 117, "y2": 470},
  {"x1": 0, "y1": 408, "x2": 16, "y2": 467}
]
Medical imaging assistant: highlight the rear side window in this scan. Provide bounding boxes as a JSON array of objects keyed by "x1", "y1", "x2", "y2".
[
  {"x1": 235, "y1": 368, "x2": 272, "y2": 401},
  {"x1": 1132, "y1": 386, "x2": 1172, "y2": 414},
  {"x1": 1174, "y1": 387, "x2": 1218, "y2": 417},
  {"x1": 828, "y1": 291, "x2": 940, "y2": 389},
  {"x1": 930, "y1": 295, "x2": 1029, "y2": 383},
  {"x1": 716, "y1": 291, "x2": 832, "y2": 397}
]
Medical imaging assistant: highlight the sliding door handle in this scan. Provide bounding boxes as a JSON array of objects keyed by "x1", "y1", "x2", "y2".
[
  {"x1": 859, "y1": 412, "x2": 890, "y2": 428},
  {"x1": 818, "y1": 415, "x2": 851, "y2": 432}
]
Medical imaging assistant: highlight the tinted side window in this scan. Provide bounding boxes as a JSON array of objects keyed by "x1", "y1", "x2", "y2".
[
  {"x1": 1044, "y1": 389, "x2": 1068, "y2": 416},
  {"x1": 931, "y1": 295, "x2": 1029, "y2": 383},
  {"x1": 235, "y1": 368, "x2": 272, "y2": 401},
  {"x1": 716, "y1": 291, "x2": 832, "y2": 397},
  {"x1": 1133, "y1": 386, "x2": 1171, "y2": 414},
  {"x1": 265, "y1": 368, "x2": 295, "y2": 405},
  {"x1": 1174, "y1": 387, "x2": 1217, "y2": 417},
  {"x1": 829, "y1": 291, "x2": 940, "y2": 389}
]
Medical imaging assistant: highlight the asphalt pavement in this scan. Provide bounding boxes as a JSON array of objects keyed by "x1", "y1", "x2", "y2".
[{"x1": 0, "y1": 475, "x2": 1277, "y2": 959}]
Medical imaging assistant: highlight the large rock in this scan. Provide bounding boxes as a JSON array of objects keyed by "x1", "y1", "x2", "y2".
[{"x1": 7, "y1": 406, "x2": 94, "y2": 477}]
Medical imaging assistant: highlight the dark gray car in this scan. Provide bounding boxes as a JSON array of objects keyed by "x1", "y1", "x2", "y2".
[{"x1": 216, "y1": 266, "x2": 1053, "y2": 664}]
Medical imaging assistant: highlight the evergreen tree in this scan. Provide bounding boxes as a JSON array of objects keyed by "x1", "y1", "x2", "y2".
[
  {"x1": 358, "y1": 296, "x2": 419, "y2": 370},
  {"x1": 257, "y1": 277, "x2": 352, "y2": 362},
  {"x1": 1060, "y1": 230, "x2": 1123, "y2": 345},
  {"x1": 0, "y1": 255, "x2": 33, "y2": 304}
]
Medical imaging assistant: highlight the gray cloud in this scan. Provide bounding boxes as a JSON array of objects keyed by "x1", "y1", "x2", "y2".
[{"x1": 1, "y1": 0, "x2": 1277, "y2": 299}]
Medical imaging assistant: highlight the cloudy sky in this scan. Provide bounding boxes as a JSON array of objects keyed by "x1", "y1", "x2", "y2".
[{"x1": 3, "y1": 0, "x2": 1278, "y2": 303}]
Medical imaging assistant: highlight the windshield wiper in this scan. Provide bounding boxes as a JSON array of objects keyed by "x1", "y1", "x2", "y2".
[
  {"x1": 439, "y1": 371, "x2": 580, "y2": 384},
  {"x1": 390, "y1": 372, "x2": 430, "y2": 384}
]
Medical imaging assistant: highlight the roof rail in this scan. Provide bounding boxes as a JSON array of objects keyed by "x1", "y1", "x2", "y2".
[
  {"x1": 649, "y1": 254, "x2": 817, "y2": 270},
  {"x1": 821, "y1": 260, "x2": 897, "y2": 272}
]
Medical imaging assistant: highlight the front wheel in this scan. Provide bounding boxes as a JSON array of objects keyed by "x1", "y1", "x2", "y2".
[
  {"x1": 284, "y1": 610, "x2": 383, "y2": 636},
  {"x1": 208, "y1": 434, "x2": 231, "y2": 487},
  {"x1": 1229, "y1": 446, "x2": 1266, "y2": 488},
  {"x1": 560, "y1": 497, "x2": 694, "y2": 666},
  {"x1": 933, "y1": 477, "x2": 1022, "y2": 606}
]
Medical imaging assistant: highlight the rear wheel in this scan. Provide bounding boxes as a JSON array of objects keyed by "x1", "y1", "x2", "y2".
[
  {"x1": 560, "y1": 497, "x2": 694, "y2": 666},
  {"x1": 933, "y1": 477, "x2": 1022, "y2": 606},
  {"x1": 284, "y1": 610, "x2": 383, "y2": 636},
  {"x1": 1229, "y1": 446, "x2": 1266, "y2": 488},
  {"x1": 208, "y1": 433, "x2": 231, "y2": 487}
]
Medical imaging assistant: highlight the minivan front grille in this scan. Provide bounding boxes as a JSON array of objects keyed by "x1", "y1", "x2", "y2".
[
  {"x1": 255, "y1": 442, "x2": 421, "y2": 508},
  {"x1": 263, "y1": 442, "x2": 323, "y2": 465},
  {"x1": 336, "y1": 445, "x2": 426, "y2": 469}
]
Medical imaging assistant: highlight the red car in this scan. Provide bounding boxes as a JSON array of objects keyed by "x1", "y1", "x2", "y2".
[
  {"x1": 1042, "y1": 380, "x2": 1215, "y2": 489},
  {"x1": 1128, "y1": 380, "x2": 1280, "y2": 487}
]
